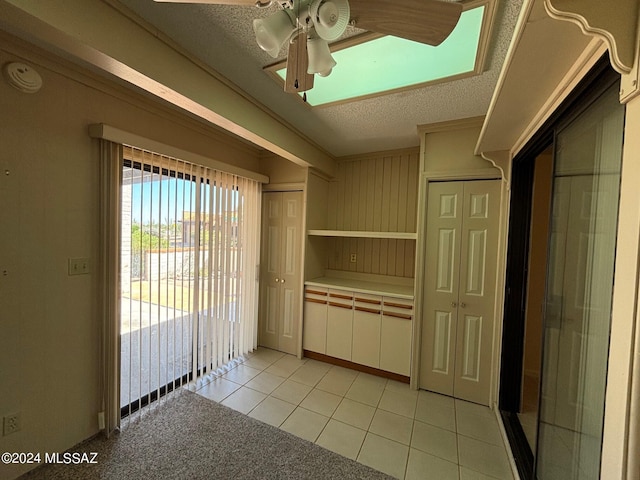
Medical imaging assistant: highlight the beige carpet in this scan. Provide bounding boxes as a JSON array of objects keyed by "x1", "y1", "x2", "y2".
[{"x1": 21, "y1": 390, "x2": 392, "y2": 479}]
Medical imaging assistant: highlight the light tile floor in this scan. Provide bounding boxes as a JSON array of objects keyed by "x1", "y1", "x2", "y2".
[{"x1": 195, "y1": 348, "x2": 515, "y2": 480}]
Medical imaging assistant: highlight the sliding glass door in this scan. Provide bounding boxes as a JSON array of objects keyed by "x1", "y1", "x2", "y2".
[
  {"x1": 536, "y1": 81, "x2": 624, "y2": 479},
  {"x1": 499, "y1": 62, "x2": 625, "y2": 480},
  {"x1": 119, "y1": 146, "x2": 260, "y2": 418}
]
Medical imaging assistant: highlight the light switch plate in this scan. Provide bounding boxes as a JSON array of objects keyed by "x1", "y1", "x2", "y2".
[{"x1": 68, "y1": 257, "x2": 91, "y2": 276}]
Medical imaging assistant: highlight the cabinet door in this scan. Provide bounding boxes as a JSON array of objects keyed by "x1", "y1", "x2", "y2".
[
  {"x1": 303, "y1": 288, "x2": 328, "y2": 354},
  {"x1": 326, "y1": 290, "x2": 353, "y2": 361},
  {"x1": 380, "y1": 297, "x2": 413, "y2": 376},
  {"x1": 352, "y1": 294, "x2": 382, "y2": 368},
  {"x1": 420, "y1": 180, "x2": 500, "y2": 405},
  {"x1": 453, "y1": 180, "x2": 500, "y2": 404},
  {"x1": 278, "y1": 191, "x2": 303, "y2": 354},
  {"x1": 421, "y1": 182, "x2": 463, "y2": 395},
  {"x1": 258, "y1": 191, "x2": 303, "y2": 355},
  {"x1": 259, "y1": 193, "x2": 283, "y2": 351}
]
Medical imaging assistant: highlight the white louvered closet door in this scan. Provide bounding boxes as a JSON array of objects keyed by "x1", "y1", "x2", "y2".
[
  {"x1": 259, "y1": 191, "x2": 303, "y2": 355},
  {"x1": 420, "y1": 180, "x2": 500, "y2": 406}
]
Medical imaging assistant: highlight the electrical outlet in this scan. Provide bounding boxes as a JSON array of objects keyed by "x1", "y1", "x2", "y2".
[
  {"x1": 350, "y1": 253, "x2": 357, "y2": 263},
  {"x1": 3, "y1": 412, "x2": 21, "y2": 436},
  {"x1": 68, "y1": 257, "x2": 91, "y2": 276}
]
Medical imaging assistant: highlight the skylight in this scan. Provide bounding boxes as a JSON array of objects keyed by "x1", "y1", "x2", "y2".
[{"x1": 272, "y1": 4, "x2": 487, "y2": 107}]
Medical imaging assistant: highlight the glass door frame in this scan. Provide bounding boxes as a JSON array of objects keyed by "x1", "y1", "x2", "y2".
[{"x1": 498, "y1": 56, "x2": 620, "y2": 480}]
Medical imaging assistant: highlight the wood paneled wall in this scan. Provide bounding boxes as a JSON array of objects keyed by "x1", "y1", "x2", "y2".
[
  {"x1": 326, "y1": 149, "x2": 419, "y2": 278},
  {"x1": 328, "y1": 149, "x2": 419, "y2": 232},
  {"x1": 327, "y1": 238, "x2": 416, "y2": 277}
]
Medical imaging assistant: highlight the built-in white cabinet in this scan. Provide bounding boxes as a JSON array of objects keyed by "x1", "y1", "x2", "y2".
[
  {"x1": 302, "y1": 154, "x2": 419, "y2": 380},
  {"x1": 304, "y1": 284, "x2": 413, "y2": 377}
]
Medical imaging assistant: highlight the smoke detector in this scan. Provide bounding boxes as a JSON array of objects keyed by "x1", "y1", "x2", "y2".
[{"x1": 3, "y1": 62, "x2": 43, "y2": 94}]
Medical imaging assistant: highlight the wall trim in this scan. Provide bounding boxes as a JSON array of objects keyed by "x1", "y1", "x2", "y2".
[
  {"x1": 510, "y1": 37, "x2": 607, "y2": 158},
  {"x1": 417, "y1": 116, "x2": 485, "y2": 135},
  {"x1": 262, "y1": 182, "x2": 305, "y2": 192},
  {"x1": 421, "y1": 169, "x2": 501, "y2": 181},
  {"x1": 89, "y1": 124, "x2": 269, "y2": 183},
  {"x1": 544, "y1": 0, "x2": 638, "y2": 74},
  {"x1": 481, "y1": 150, "x2": 511, "y2": 187},
  {"x1": 303, "y1": 350, "x2": 410, "y2": 384},
  {"x1": 337, "y1": 146, "x2": 421, "y2": 164},
  {"x1": 0, "y1": 31, "x2": 261, "y2": 159}
]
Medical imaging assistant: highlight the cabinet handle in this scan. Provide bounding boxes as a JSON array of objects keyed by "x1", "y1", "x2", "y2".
[
  {"x1": 305, "y1": 298, "x2": 327, "y2": 305},
  {"x1": 354, "y1": 297, "x2": 381, "y2": 305},
  {"x1": 275, "y1": 278, "x2": 280, "y2": 283},
  {"x1": 383, "y1": 312, "x2": 412, "y2": 320},
  {"x1": 330, "y1": 293, "x2": 353, "y2": 300},
  {"x1": 329, "y1": 302, "x2": 352, "y2": 309},
  {"x1": 451, "y1": 302, "x2": 457, "y2": 308},
  {"x1": 281, "y1": 278, "x2": 286, "y2": 284},
  {"x1": 383, "y1": 301, "x2": 413, "y2": 309},
  {"x1": 460, "y1": 302, "x2": 466, "y2": 308},
  {"x1": 306, "y1": 289, "x2": 327, "y2": 296},
  {"x1": 355, "y1": 306, "x2": 381, "y2": 314}
]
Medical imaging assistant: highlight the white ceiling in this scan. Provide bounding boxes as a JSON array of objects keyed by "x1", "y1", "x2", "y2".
[{"x1": 117, "y1": 0, "x2": 524, "y2": 157}]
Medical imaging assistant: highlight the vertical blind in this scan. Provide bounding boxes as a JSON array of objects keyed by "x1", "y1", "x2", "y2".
[{"x1": 120, "y1": 146, "x2": 260, "y2": 419}]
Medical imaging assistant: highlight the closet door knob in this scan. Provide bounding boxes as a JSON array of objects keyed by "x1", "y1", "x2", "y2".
[
  {"x1": 275, "y1": 278, "x2": 280, "y2": 283},
  {"x1": 280, "y1": 278, "x2": 285, "y2": 284},
  {"x1": 460, "y1": 302, "x2": 467, "y2": 308},
  {"x1": 451, "y1": 302, "x2": 457, "y2": 308}
]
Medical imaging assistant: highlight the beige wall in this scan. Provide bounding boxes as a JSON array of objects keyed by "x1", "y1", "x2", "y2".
[
  {"x1": 421, "y1": 119, "x2": 499, "y2": 178},
  {"x1": 0, "y1": 36, "x2": 261, "y2": 480},
  {"x1": 259, "y1": 153, "x2": 307, "y2": 185}
]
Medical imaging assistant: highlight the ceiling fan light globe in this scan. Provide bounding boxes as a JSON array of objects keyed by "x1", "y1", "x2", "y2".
[
  {"x1": 317, "y1": 67, "x2": 333, "y2": 77},
  {"x1": 253, "y1": 10, "x2": 295, "y2": 58},
  {"x1": 307, "y1": 36, "x2": 336, "y2": 75},
  {"x1": 310, "y1": 0, "x2": 349, "y2": 41}
]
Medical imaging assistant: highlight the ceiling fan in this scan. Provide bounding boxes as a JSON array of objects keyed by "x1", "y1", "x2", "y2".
[{"x1": 153, "y1": 0, "x2": 463, "y2": 97}]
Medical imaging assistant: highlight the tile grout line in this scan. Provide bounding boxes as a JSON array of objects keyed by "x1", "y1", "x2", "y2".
[
  {"x1": 249, "y1": 357, "x2": 343, "y2": 434},
  {"x1": 403, "y1": 415, "x2": 417, "y2": 480},
  {"x1": 209, "y1": 351, "x2": 503, "y2": 479}
]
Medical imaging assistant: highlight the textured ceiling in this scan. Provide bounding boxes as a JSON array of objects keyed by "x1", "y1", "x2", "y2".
[{"x1": 117, "y1": 0, "x2": 524, "y2": 157}]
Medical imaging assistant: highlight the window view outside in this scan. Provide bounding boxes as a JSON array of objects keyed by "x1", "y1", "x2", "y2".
[{"x1": 120, "y1": 148, "x2": 258, "y2": 417}]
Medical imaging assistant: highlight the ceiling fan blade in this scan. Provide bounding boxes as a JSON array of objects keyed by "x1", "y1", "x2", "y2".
[
  {"x1": 285, "y1": 33, "x2": 314, "y2": 94},
  {"x1": 153, "y1": 0, "x2": 257, "y2": 5},
  {"x1": 349, "y1": 0, "x2": 463, "y2": 46}
]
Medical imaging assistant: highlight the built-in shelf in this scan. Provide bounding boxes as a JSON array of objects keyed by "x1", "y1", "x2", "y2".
[{"x1": 307, "y1": 229, "x2": 417, "y2": 240}]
